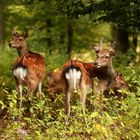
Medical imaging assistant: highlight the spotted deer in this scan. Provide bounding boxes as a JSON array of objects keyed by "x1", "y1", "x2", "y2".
[
  {"x1": 59, "y1": 60, "x2": 94, "y2": 116},
  {"x1": 104, "y1": 73, "x2": 128, "y2": 98},
  {"x1": 47, "y1": 61, "x2": 95, "y2": 94},
  {"x1": 9, "y1": 30, "x2": 46, "y2": 108},
  {"x1": 47, "y1": 69, "x2": 64, "y2": 100}
]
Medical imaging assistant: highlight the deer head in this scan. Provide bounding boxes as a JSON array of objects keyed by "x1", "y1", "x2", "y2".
[
  {"x1": 92, "y1": 41, "x2": 118, "y2": 68},
  {"x1": 115, "y1": 73, "x2": 128, "y2": 89},
  {"x1": 9, "y1": 30, "x2": 28, "y2": 49}
]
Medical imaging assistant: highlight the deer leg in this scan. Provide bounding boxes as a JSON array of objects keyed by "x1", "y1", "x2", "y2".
[
  {"x1": 26, "y1": 80, "x2": 38, "y2": 99},
  {"x1": 38, "y1": 82, "x2": 42, "y2": 93},
  {"x1": 64, "y1": 88, "x2": 72, "y2": 126},
  {"x1": 91, "y1": 79, "x2": 94, "y2": 96},
  {"x1": 18, "y1": 84, "x2": 23, "y2": 108},
  {"x1": 15, "y1": 77, "x2": 23, "y2": 108},
  {"x1": 80, "y1": 84, "x2": 88, "y2": 123},
  {"x1": 64, "y1": 89, "x2": 72, "y2": 117},
  {"x1": 80, "y1": 90, "x2": 87, "y2": 106},
  {"x1": 37, "y1": 82, "x2": 45, "y2": 98},
  {"x1": 100, "y1": 90, "x2": 104, "y2": 112},
  {"x1": 80, "y1": 83, "x2": 87, "y2": 105},
  {"x1": 80, "y1": 86, "x2": 87, "y2": 114}
]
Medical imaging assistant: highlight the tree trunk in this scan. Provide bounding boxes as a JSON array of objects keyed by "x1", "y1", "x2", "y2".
[
  {"x1": 67, "y1": 19, "x2": 73, "y2": 59},
  {"x1": 0, "y1": 0, "x2": 4, "y2": 47},
  {"x1": 112, "y1": 26, "x2": 129, "y2": 53},
  {"x1": 46, "y1": 18, "x2": 52, "y2": 54},
  {"x1": 133, "y1": 32, "x2": 137, "y2": 48}
]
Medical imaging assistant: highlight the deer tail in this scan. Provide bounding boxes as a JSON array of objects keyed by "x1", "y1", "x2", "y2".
[{"x1": 65, "y1": 65, "x2": 81, "y2": 92}]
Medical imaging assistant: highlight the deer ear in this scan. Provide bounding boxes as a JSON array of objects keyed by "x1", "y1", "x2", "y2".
[
  {"x1": 92, "y1": 45, "x2": 101, "y2": 53},
  {"x1": 109, "y1": 47, "x2": 117, "y2": 56},
  {"x1": 12, "y1": 29, "x2": 18, "y2": 36},
  {"x1": 109, "y1": 41, "x2": 118, "y2": 56},
  {"x1": 22, "y1": 31, "x2": 28, "y2": 38}
]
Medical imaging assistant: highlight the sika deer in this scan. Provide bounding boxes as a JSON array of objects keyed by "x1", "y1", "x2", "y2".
[
  {"x1": 61, "y1": 60, "x2": 93, "y2": 116},
  {"x1": 92, "y1": 41, "x2": 118, "y2": 93},
  {"x1": 9, "y1": 30, "x2": 46, "y2": 108},
  {"x1": 93, "y1": 42, "x2": 128, "y2": 100},
  {"x1": 91, "y1": 41, "x2": 120, "y2": 109},
  {"x1": 104, "y1": 73, "x2": 128, "y2": 98},
  {"x1": 47, "y1": 69, "x2": 64, "y2": 99},
  {"x1": 47, "y1": 61, "x2": 95, "y2": 94}
]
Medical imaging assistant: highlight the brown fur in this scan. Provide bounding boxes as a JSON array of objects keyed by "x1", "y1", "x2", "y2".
[
  {"x1": 104, "y1": 73, "x2": 128, "y2": 98},
  {"x1": 47, "y1": 60, "x2": 94, "y2": 116},
  {"x1": 61, "y1": 60, "x2": 94, "y2": 116},
  {"x1": 47, "y1": 60, "x2": 95, "y2": 94},
  {"x1": 47, "y1": 69, "x2": 64, "y2": 96},
  {"x1": 9, "y1": 30, "x2": 46, "y2": 108},
  {"x1": 92, "y1": 42, "x2": 128, "y2": 99},
  {"x1": 92, "y1": 42, "x2": 118, "y2": 93}
]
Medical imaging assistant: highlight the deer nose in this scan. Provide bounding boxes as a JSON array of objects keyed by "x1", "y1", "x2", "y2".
[
  {"x1": 9, "y1": 43, "x2": 12, "y2": 47},
  {"x1": 94, "y1": 62, "x2": 98, "y2": 65}
]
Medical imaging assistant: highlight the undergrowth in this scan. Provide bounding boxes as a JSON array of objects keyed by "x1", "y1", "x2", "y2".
[
  {"x1": 0, "y1": 47, "x2": 139, "y2": 139},
  {"x1": 0, "y1": 78, "x2": 139, "y2": 139}
]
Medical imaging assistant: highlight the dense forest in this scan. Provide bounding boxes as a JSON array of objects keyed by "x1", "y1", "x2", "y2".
[{"x1": 0, "y1": 0, "x2": 140, "y2": 139}]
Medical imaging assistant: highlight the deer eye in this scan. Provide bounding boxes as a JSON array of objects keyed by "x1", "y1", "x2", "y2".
[
  {"x1": 19, "y1": 38, "x2": 23, "y2": 41},
  {"x1": 105, "y1": 56, "x2": 109, "y2": 58}
]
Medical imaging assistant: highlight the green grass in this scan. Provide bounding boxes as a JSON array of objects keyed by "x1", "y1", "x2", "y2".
[{"x1": 0, "y1": 46, "x2": 18, "y2": 90}]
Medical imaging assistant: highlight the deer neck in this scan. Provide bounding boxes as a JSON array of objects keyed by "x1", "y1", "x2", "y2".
[
  {"x1": 97, "y1": 64, "x2": 116, "y2": 81},
  {"x1": 17, "y1": 43, "x2": 29, "y2": 56},
  {"x1": 96, "y1": 65, "x2": 116, "y2": 92}
]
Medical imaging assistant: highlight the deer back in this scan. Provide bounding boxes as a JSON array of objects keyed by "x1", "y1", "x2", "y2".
[{"x1": 13, "y1": 53, "x2": 46, "y2": 82}]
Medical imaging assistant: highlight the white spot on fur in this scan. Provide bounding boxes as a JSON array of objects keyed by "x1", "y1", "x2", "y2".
[{"x1": 13, "y1": 67, "x2": 27, "y2": 81}]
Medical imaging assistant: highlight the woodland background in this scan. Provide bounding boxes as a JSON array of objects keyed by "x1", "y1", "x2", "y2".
[{"x1": 0, "y1": 0, "x2": 140, "y2": 139}]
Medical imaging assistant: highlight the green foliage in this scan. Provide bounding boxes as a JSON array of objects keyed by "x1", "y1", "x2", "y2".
[
  {"x1": 0, "y1": 47, "x2": 139, "y2": 139},
  {"x1": 0, "y1": 47, "x2": 17, "y2": 90},
  {"x1": 3, "y1": 0, "x2": 139, "y2": 57},
  {"x1": 114, "y1": 48, "x2": 137, "y2": 67},
  {"x1": 4, "y1": 0, "x2": 114, "y2": 54},
  {"x1": 88, "y1": 0, "x2": 140, "y2": 30},
  {"x1": 0, "y1": 84, "x2": 139, "y2": 139}
]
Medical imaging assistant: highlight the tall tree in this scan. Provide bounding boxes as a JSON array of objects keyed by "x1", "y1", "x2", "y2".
[
  {"x1": 112, "y1": 26, "x2": 129, "y2": 53},
  {"x1": 66, "y1": 19, "x2": 73, "y2": 58},
  {"x1": 82, "y1": 0, "x2": 140, "y2": 52},
  {"x1": 56, "y1": 0, "x2": 84, "y2": 57}
]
